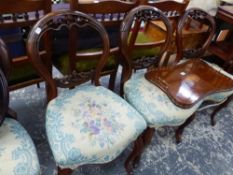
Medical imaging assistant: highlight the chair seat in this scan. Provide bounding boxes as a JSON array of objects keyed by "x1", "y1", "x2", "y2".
[
  {"x1": 46, "y1": 85, "x2": 146, "y2": 168},
  {"x1": 9, "y1": 62, "x2": 40, "y2": 86},
  {"x1": 124, "y1": 62, "x2": 233, "y2": 127},
  {"x1": 124, "y1": 72, "x2": 202, "y2": 127},
  {"x1": 131, "y1": 31, "x2": 161, "y2": 60},
  {"x1": 54, "y1": 49, "x2": 117, "y2": 74},
  {"x1": 0, "y1": 118, "x2": 40, "y2": 175}
]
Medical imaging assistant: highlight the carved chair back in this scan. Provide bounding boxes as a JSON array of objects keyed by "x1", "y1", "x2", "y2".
[
  {"x1": 0, "y1": 0, "x2": 51, "y2": 90},
  {"x1": 27, "y1": 10, "x2": 110, "y2": 101},
  {"x1": 70, "y1": 0, "x2": 138, "y2": 27},
  {"x1": 68, "y1": 0, "x2": 138, "y2": 90},
  {"x1": 0, "y1": 38, "x2": 9, "y2": 125},
  {"x1": 120, "y1": 5, "x2": 173, "y2": 79},
  {"x1": 146, "y1": 0, "x2": 189, "y2": 32},
  {"x1": 175, "y1": 8, "x2": 216, "y2": 62}
]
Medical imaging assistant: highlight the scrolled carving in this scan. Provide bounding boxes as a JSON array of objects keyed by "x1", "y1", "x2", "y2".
[
  {"x1": 55, "y1": 69, "x2": 95, "y2": 88},
  {"x1": 134, "y1": 9, "x2": 161, "y2": 22},
  {"x1": 45, "y1": 14, "x2": 90, "y2": 31},
  {"x1": 188, "y1": 9, "x2": 208, "y2": 20},
  {"x1": 133, "y1": 56, "x2": 159, "y2": 70}
]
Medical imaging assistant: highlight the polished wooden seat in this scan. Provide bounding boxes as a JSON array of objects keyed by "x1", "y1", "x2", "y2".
[
  {"x1": 0, "y1": 0, "x2": 51, "y2": 90},
  {"x1": 145, "y1": 59, "x2": 233, "y2": 108}
]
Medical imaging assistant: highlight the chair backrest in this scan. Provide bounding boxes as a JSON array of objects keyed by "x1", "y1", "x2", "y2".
[
  {"x1": 0, "y1": 0, "x2": 51, "y2": 28},
  {"x1": 0, "y1": 38, "x2": 9, "y2": 125},
  {"x1": 175, "y1": 8, "x2": 215, "y2": 62},
  {"x1": 120, "y1": 5, "x2": 173, "y2": 80},
  {"x1": 0, "y1": 0, "x2": 52, "y2": 90},
  {"x1": 147, "y1": 0, "x2": 189, "y2": 27},
  {"x1": 70, "y1": 0, "x2": 138, "y2": 27},
  {"x1": 27, "y1": 10, "x2": 110, "y2": 101}
]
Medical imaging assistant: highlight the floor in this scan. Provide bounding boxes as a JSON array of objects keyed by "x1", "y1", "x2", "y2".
[{"x1": 9, "y1": 76, "x2": 233, "y2": 175}]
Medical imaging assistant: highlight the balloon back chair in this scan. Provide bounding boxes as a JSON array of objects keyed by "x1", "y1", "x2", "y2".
[
  {"x1": 120, "y1": 7, "x2": 233, "y2": 174},
  {"x1": 51, "y1": 0, "x2": 138, "y2": 91},
  {"x1": 27, "y1": 10, "x2": 146, "y2": 175},
  {"x1": 174, "y1": 8, "x2": 233, "y2": 130},
  {"x1": 124, "y1": 0, "x2": 189, "y2": 73},
  {"x1": 0, "y1": 0, "x2": 51, "y2": 91},
  {"x1": 119, "y1": 5, "x2": 172, "y2": 174},
  {"x1": 0, "y1": 38, "x2": 40, "y2": 175}
]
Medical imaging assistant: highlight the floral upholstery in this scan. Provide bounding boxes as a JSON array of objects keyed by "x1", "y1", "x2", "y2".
[
  {"x1": 124, "y1": 61, "x2": 233, "y2": 128},
  {"x1": 0, "y1": 118, "x2": 40, "y2": 175},
  {"x1": 46, "y1": 85, "x2": 146, "y2": 169},
  {"x1": 124, "y1": 72, "x2": 202, "y2": 127}
]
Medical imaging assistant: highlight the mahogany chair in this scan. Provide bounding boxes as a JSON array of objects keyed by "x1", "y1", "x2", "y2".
[
  {"x1": 27, "y1": 10, "x2": 146, "y2": 175},
  {"x1": 126, "y1": 0, "x2": 189, "y2": 68},
  {"x1": 50, "y1": 0, "x2": 138, "y2": 91},
  {"x1": 120, "y1": 7, "x2": 233, "y2": 174},
  {"x1": 0, "y1": 38, "x2": 40, "y2": 175},
  {"x1": 0, "y1": 0, "x2": 51, "y2": 90},
  {"x1": 119, "y1": 5, "x2": 172, "y2": 174}
]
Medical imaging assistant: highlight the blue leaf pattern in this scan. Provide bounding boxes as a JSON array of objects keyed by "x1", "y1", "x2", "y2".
[
  {"x1": 46, "y1": 85, "x2": 146, "y2": 169},
  {"x1": 124, "y1": 72, "x2": 202, "y2": 127},
  {"x1": 0, "y1": 118, "x2": 40, "y2": 175}
]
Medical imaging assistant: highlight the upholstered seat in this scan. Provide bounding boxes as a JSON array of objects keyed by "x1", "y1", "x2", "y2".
[
  {"x1": 124, "y1": 71, "x2": 202, "y2": 127},
  {"x1": 54, "y1": 50, "x2": 117, "y2": 74},
  {"x1": 124, "y1": 61, "x2": 233, "y2": 128},
  {"x1": 0, "y1": 37, "x2": 40, "y2": 175},
  {"x1": 46, "y1": 85, "x2": 146, "y2": 168},
  {"x1": 131, "y1": 32, "x2": 161, "y2": 60},
  {"x1": 0, "y1": 118, "x2": 40, "y2": 175},
  {"x1": 27, "y1": 11, "x2": 147, "y2": 174}
]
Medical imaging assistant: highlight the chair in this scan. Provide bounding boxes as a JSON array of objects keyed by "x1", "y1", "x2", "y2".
[
  {"x1": 127, "y1": 0, "x2": 189, "y2": 68},
  {"x1": 51, "y1": 0, "x2": 138, "y2": 90},
  {"x1": 27, "y1": 10, "x2": 146, "y2": 175},
  {"x1": 0, "y1": 0, "x2": 51, "y2": 90},
  {"x1": 120, "y1": 7, "x2": 233, "y2": 174},
  {"x1": 0, "y1": 38, "x2": 40, "y2": 175}
]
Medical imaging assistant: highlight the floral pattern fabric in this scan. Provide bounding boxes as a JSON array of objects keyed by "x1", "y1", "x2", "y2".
[
  {"x1": 124, "y1": 72, "x2": 202, "y2": 128},
  {"x1": 0, "y1": 118, "x2": 40, "y2": 175},
  {"x1": 46, "y1": 85, "x2": 146, "y2": 169},
  {"x1": 124, "y1": 61, "x2": 233, "y2": 128}
]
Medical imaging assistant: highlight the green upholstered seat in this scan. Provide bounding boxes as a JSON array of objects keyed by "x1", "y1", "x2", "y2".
[
  {"x1": 9, "y1": 63, "x2": 39, "y2": 86},
  {"x1": 131, "y1": 31, "x2": 161, "y2": 60},
  {"x1": 54, "y1": 48, "x2": 117, "y2": 75}
]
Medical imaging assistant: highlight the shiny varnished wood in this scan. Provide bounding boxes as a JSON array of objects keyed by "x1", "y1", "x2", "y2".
[{"x1": 145, "y1": 59, "x2": 233, "y2": 108}]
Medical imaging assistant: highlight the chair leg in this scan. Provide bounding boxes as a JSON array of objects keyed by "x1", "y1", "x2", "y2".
[
  {"x1": 108, "y1": 70, "x2": 117, "y2": 91},
  {"x1": 7, "y1": 108, "x2": 17, "y2": 120},
  {"x1": 210, "y1": 96, "x2": 233, "y2": 126},
  {"x1": 142, "y1": 127, "x2": 155, "y2": 146},
  {"x1": 125, "y1": 135, "x2": 145, "y2": 175},
  {"x1": 57, "y1": 167, "x2": 73, "y2": 175},
  {"x1": 175, "y1": 113, "x2": 196, "y2": 144},
  {"x1": 36, "y1": 83, "x2": 40, "y2": 88}
]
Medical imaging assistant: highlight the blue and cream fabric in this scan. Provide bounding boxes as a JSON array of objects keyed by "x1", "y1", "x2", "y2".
[
  {"x1": 46, "y1": 85, "x2": 146, "y2": 169},
  {"x1": 0, "y1": 118, "x2": 40, "y2": 175},
  {"x1": 124, "y1": 61, "x2": 233, "y2": 128}
]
